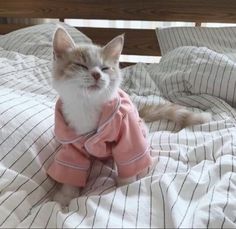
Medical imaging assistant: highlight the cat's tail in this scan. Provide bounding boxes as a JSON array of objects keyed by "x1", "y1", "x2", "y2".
[{"x1": 139, "y1": 103, "x2": 211, "y2": 128}]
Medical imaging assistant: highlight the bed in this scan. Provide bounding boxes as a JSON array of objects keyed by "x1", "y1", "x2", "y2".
[{"x1": 0, "y1": 0, "x2": 236, "y2": 228}]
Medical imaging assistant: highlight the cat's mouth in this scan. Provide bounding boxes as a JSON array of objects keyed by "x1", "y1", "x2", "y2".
[
  {"x1": 87, "y1": 79, "x2": 107, "y2": 91},
  {"x1": 88, "y1": 84, "x2": 101, "y2": 91}
]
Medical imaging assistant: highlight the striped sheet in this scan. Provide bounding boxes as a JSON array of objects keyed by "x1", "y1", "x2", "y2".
[
  {"x1": 156, "y1": 26, "x2": 236, "y2": 60},
  {"x1": 0, "y1": 26, "x2": 236, "y2": 228}
]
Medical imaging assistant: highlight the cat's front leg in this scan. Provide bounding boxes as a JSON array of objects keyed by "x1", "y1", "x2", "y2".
[
  {"x1": 116, "y1": 167, "x2": 151, "y2": 186},
  {"x1": 53, "y1": 183, "x2": 80, "y2": 208},
  {"x1": 116, "y1": 175, "x2": 137, "y2": 186},
  {"x1": 116, "y1": 170, "x2": 148, "y2": 186},
  {"x1": 116, "y1": 159, "x2": 154, "y2": 186}
]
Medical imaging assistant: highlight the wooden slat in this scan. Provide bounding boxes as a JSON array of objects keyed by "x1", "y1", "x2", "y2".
[
  {"x1": 1, "y1": 0, "x2": 236, "y2": 23},
  {"x1": 120, "y1": 62, "x2": 136, "y2": 68},
  {"x1": 78, "y1": 27, "x2": 160, "y2": 56},
  {"x1": 0, "y1": 24, "x2": 31, "y2": 34},
  {"x1": 0, "y1": 24, "x2": 160, "y2": 56}
]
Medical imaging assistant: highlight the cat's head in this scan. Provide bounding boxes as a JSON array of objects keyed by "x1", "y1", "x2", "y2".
[{"x1": 52, "y1": 26, "x2": 124, "y2": 101}]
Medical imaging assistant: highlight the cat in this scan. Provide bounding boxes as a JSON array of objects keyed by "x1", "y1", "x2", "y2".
[
  {"x1": 48, "y1": 26, "x2": 211, "y2": 207},
  {"x1": 49, "y1": 27, "x2": 150, "y2": 207}
]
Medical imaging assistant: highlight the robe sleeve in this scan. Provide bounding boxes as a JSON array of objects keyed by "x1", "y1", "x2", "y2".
[{"x1": 112, "y1": 110, "x2": 152, "y2": 178}]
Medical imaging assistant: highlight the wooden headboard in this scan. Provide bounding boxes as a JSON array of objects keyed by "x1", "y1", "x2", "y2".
[{"x1": 1, "y1": 0, "x2": 236, "y2": 63}]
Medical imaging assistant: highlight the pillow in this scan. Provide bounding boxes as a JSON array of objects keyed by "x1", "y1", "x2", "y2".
[
  {"x1": 0, "y1": 22, "x2": 91, "y2": 60},
  {"x1": 156, "y1": 27, "x2": 236, "y2": 58}
]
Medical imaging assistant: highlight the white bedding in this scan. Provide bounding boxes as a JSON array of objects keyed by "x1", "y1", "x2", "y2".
[{"x1": 0, "y1": 24, "x2": 236, "y2": 228}]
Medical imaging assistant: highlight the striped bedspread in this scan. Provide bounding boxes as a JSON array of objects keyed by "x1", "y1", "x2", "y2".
[{"x1": 0, "y1": 29, "x2": 236, "y2": 228}]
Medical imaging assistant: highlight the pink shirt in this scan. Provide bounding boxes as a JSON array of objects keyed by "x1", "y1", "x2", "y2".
[{"x1": 47, "y1": 89, "x2": 151, "y2": 187}]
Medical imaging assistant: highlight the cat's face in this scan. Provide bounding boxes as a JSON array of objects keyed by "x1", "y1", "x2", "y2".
[{"x1": 52, "y1": 27, "x2": 124, "y2": 100}]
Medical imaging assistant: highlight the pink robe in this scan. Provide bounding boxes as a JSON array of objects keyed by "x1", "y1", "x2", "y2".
[{"x1": 47, "y1": 89, "x2": 151, "y2": 187}]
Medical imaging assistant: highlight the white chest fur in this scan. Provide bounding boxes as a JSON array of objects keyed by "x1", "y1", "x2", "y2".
[
  {"x1": 53, "y1": 78, "x2": 118, "y2": 135},
  {"x1": 62, "y1": 97, "x2": 103, "y2": 135}
]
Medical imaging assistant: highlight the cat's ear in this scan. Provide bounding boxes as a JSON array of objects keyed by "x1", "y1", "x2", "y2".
[
  {"x1": 102, "y1": 34, "x2": 124, "y2": 62},
  {"x1": 53, "y1": 27, "x2": 75, "y2": 58}
]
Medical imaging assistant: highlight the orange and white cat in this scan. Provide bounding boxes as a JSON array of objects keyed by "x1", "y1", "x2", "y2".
[{"x1": 50, "y1": 26, "x2": 211, "y2": 207}]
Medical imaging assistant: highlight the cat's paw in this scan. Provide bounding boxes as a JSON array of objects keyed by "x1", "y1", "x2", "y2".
[
  {"x1": 116, "y1": 161, "x2": 154, "y2": 186},
  {"x1": 116, "y1": 176, "x2": 137, "y2": 186},
  {"x1": 199, "y1": 112, "x2": 212, "y2": 123},
  {"x1": 53, "y1": 184, "x2": 80, "y2": 208},
  {"x1": 53, "y1": 190, "x2": 73, "y2": 208}
]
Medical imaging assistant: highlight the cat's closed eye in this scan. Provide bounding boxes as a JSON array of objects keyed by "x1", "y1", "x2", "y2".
[
  {"x1": 101, "y1": 66, "x2": 110, "y2": 71},
  {"x1": 74, "y1": 62, "x2": 88, "y2": 70}
]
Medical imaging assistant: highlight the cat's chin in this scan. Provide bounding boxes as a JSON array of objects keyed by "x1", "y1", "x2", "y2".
[
  {"x1": 87, "y1": 85, "x2": 101, "y2": 91},
  {"x1": 86, "y1": 84, "x2": 110, "y2": 94}
]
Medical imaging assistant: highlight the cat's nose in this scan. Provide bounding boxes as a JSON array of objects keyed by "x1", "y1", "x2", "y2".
[{"x1": 91, "y1": 72, "x2": 101, "y2": 80}]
